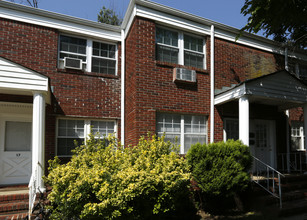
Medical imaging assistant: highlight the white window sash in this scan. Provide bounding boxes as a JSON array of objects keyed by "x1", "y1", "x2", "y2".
[
  {"x1": 58, "y1": 34, "x2": 118, "y2": 75},
  {"x1": 157, "y1": 114, "x2": 207, "y2": 154},
  {"x1": 56, "y1": 118, "x2": 117, "y2": 156}
]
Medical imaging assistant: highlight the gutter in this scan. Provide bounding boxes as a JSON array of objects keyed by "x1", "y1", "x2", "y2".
[
  {"x1": 210, "y1": 25, "x2": 215, "y2": 143},
  {"x1": 121, "y1": 29, "x2": 125, "y2": 146}
]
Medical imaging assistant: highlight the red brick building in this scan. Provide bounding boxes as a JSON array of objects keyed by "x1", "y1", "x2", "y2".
[{"x1": 0, "y1": 0, "x2": 306, "y2": 188}]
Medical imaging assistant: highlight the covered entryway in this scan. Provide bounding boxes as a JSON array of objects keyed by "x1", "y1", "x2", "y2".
[
  {"x1": 0, "y1": 57, "x2": 50, "y2": 188},
  {"x1": 216, "y1": 70, "x2": 307, "y2": 171}
]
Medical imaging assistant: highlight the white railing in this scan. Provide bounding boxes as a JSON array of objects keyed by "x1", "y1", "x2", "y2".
[
  {"x1": 251, "y1": 156, "x2": 285, "y2": 209},
  {"x1": 279, "y1": 152, "x2": 307, "y2": 173},
  {"x1": 28, "y1": 162, "x2": 43, "y2": 218}
]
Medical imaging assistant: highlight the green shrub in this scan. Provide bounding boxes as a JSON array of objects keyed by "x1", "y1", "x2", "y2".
[
  {"x1": 45, "y1": 134, "x2": 192, "y2": 220},
  {"x1": 186, "y1": 139, "x2": 252, "y2": 201}
]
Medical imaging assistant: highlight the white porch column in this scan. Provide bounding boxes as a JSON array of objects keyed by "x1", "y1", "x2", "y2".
[
  {"x1": 304, "y1": 104, "x2": 307, "y2": 164},
  {"x1": 32, "y1": 92, "x2": 45, "y2": 190},
  {"x1": 239, "y1": 95, "x2": 249, "y2": 146},
  {"x1": 285, "y1": 110, "x2": 290, "y2": 173}
]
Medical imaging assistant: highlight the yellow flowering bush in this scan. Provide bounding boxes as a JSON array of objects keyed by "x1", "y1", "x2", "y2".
[{"x1": 45, "y1": 134, "x2": 192, "y2": 219}]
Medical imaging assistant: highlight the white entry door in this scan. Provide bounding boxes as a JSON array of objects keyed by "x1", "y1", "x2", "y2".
[
  {"x1": 250, "y1": 120, "x2": 276, "y2": 169},
  {"x1": 0, "y1": 115, "x2": 32, "y2": 185}
]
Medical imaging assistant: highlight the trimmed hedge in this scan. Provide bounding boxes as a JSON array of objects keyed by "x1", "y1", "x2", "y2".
[{"x1": 186, "y1": 139, "x2": 252, "y2": 200}]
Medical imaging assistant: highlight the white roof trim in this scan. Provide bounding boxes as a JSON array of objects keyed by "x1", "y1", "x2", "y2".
[
  {"x1": 214, "y1": 84, "x2": 246, "y2": 105},
  {"x1": 0, "y1": 1, "x2": 121, "y2": 42},
  {"x1": 215, "y1": 71, "x2": 307, "y2": 106},
  {"x1": 124, "y1": 0, "x2": 306, "y2": 60}
]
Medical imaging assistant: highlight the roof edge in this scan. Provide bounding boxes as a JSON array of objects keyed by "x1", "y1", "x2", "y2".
[{"x1": 0, "y1": 0, "x2": 121, "y2": 33}]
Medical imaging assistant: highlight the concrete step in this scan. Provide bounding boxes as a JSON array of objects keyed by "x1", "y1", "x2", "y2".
[
  {"x1": 281, "y1": 180, "x2": 307, "y2": 192},
  {"x1": 250, "y1": 177, "x2": 307, "y2": 218}
]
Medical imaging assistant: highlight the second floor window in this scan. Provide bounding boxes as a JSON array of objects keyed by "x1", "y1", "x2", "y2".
[
  {"x1": 184, "y1": 35, "x2": 204, "y2": 69},
  {"x1": 92, "y1": 42, "x2": 116, "y2": 75},
  {"x1": 156, "y1": 27, "x2": 205, "y2": 69},
  {"x1": 156, "y1": 28, "x2": 179, "y2": 64},
  {"x1": 58, "y1": 35, "x2": 117, "y2": 75}
]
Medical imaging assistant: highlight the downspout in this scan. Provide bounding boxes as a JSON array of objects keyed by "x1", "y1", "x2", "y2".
[
  {"x1": 121, "y1": 29, "x2": 125, "y2": 146},
  {"x1": 210, "y1": 25, "x2": 215, "y2": 143},
  {"x1": 285, "y1": 47, "x2": 290, "y2": 173}
]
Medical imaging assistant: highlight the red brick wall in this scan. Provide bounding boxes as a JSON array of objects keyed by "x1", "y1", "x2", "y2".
[
  {"x1": 0, "y1": 18, "x2": 121, "y2": 158},
  {"x1": 289, "y1": 107, "x2": 304, "y2": 122},
  {"x1": 214, "y1": 38, "x2": 284, "y2": 90},
  {"x1": 125, "y1": 17, "x2": 211, "y2": 146}
]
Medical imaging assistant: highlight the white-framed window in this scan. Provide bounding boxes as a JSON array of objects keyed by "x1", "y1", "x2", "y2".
[
  {"x1": 156, "y1": 27, "x2": 179, "y2": 64},
  {"x1": 156, "y1": 27, "x2": 206, "y2": 69},
  {"x1": 56, "y1": 118, "x2": 116, "y2": 156},
  {"x1": 291, "y1": 121, "x2": 305, "y2": 151},
  {"x1": 223, "y1": 118, "x2": 239, "y2": 141},
  {"x1": 156, "y1": 113, "x2": 207, "y2": 154},
  {"x1": 184, "y1": 34, "x2": 204, "y2": 69},
  {"x1": 58, "y1": 34, "x2": 118, "y2": 75}
]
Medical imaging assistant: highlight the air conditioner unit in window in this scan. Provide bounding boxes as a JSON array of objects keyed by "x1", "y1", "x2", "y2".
[
  {"x1": 173, "y1": 68, "x2": 196, "y2": 82},
  {"x1": 64, "y1": 57, "x2": 82, "y2": 70}
]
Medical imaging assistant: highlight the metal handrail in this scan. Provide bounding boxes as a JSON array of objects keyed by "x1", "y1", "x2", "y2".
[
  {"x1": 28, "y1": 162, "x2": 43, "y2": 217},
  {"x1": 251, "y1": 156, "x2": 285, "y2": 209},
  {"x1": 279, "y1": 152, "x2": 306, "y2": 173}
]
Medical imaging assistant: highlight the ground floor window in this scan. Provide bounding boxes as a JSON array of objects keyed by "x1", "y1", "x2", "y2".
[
  {"x1": 57, "y1": 118, "x2": 116, "y2": 156},
  {"x1": 224, "y1": 118, "x2": 239, "y2": 141},
  {"x1": 156, "y1": 113, "x2": 207, "y2": 154},
  {"x1": 291, "y1": 121, "x2": 305, "y2": 151}
]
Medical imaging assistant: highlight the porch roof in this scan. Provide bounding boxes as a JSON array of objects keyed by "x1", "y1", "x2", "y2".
[
  {"x1": 214, "y1": 70, "x2": 307, "y2": 110},
  {"x1": 0, "y1": 57, "x2": 50, "y2": 104}
]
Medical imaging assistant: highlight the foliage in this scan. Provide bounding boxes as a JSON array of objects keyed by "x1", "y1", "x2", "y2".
[
  {"x1": 240, "y1": 0, "x2": 307, "y2": 49},
  {"x1": 98, "y1": 6, "x2": 122, "y2": 26},
  {"x1": 9, "y1": 0, "x2": 38, "y2": 8},
  {"x1": 45, "y1": 134, "x2": 192, "y2": 220},
  {"x1": 186, "y1": 139, "x2": 252, "y2": 200}
]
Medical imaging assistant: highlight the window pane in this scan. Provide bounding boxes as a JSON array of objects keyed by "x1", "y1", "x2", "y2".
[
  {"x1": 156, "y1": 45, "x2": 179, "y2": 64},
  {"x1": 184, "y1": 35, "x2": 203, "y2": 52},
  {"x1": 60, "y1": 35, "x2": 86, "y2": 55},
  {"x1": 184, "y1": 134, "x2": 206, "y2": 153},
  {"x1": 225, "y1": 119, "x2": 239, "y2": 140},
  {"x1": 156, "y1": 27, "x2": 178, "y2": 47},
  {"x1": 91, "y1": 121, "x2": 115, "y2": 138},
  {"x1": 58, "y1": 119, "x2": 84, "y2": 138},
  {"x1": 93, "y1": 42, "x2": 116, "y2": 59},
  {"x1": 184, "y1": 51, "x2": 204, "y2": 69},
  {"x1": 184, "y1": 115, "x2": 206, "y2": 153},
  {"x1": 92, "y1": 57, "x2": 116, "y2": 75},
  {"x1": 57, "y1": 138, "x2": 83, "y2": 156},
  {"x1": 157, "y1": 113, "x2": 181, "y2": 145},
  {"x1": 5, "y1": 121, "x2": 32, "y2": 151}
]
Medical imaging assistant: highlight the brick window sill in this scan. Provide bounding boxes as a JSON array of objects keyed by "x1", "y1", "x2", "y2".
[
  {"x1": 57, "y1": 68, "x2": 120, "y2": 79},
  {"x1": 155, "y1": 61, "x2": 208, "y2": 74}
]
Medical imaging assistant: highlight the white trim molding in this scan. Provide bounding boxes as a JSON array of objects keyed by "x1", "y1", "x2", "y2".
[{"x1": 0, "y1": 1, "x2": 121, "y2": 42}]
